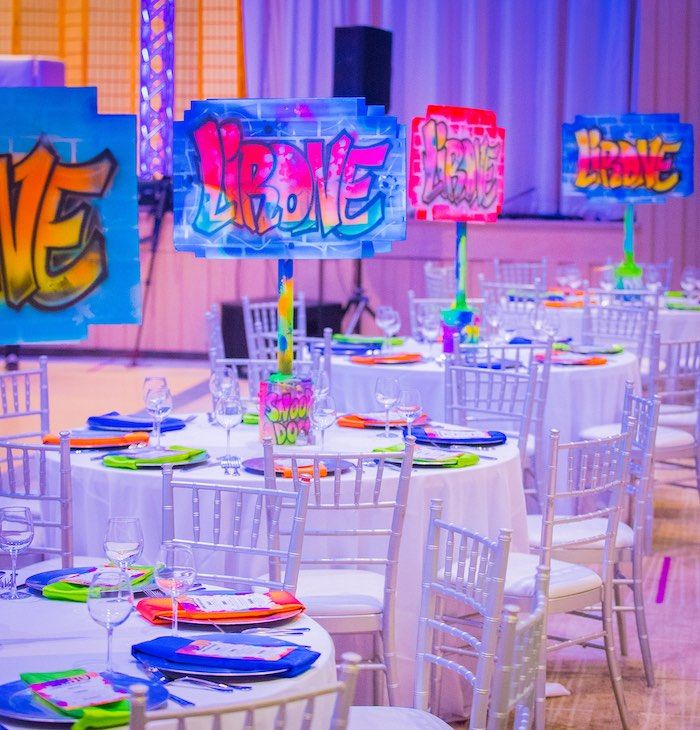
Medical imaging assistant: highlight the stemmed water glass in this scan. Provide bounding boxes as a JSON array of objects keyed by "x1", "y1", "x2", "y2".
[
  {"x1": 214, "y1": 392, "x2": 243, "y2": 474},
  {"x1": 154, "y1": 542, "x2": 196, "y2": 636},
  {"x1": 529, "y1": 304, "x2": 546, "y2": 340},
  {"x1": 86, "y1": 568, "x2": 134, "y2": 676},
  {"x1": 484, "y1": 304, "x2": 502, "y2": 342},
  {"x1": 680, "y1": 266, "x2": 699, "y2": 300},
  {"x1": 397, "y1": 388, "x2": 422, "y2": 438},
  {"x1": 0, "y1": 506, "x2": 34, "y2": 600},
  {"x1": 419, "y1": 307, "x2": 441, "y2": 361},
  {"x1": 143, "y1": 377, "x2": 173, "y2": 452},
  {"x1": 103, "y1": 517, "x2": 143, "y2": 570},
  {"x1": 209, "y1": 368, "x2": 239, "y2": 420},
  {"x1": 311, "y1": 395, "x2": 337, "y2": 450},
  {"x1": 599, "y1": 265, "x2": 615, "y2": 292},
  {"x1": 375, "y1": 306, "x2": 401, "y2": 352},
  {"x1": 542, "y1": 308, "x2": 560, "y2": 340},
  {"x1": 375, "y1": 377, "x2": 399, "y2": 439}
]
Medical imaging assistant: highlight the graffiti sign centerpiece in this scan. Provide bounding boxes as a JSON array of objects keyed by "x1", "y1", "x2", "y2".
[
  {"x1": 409, "y1": 105, "x2": 505, "y2": 347},
  {"x1": 174, "y1": 98, "x2": 406, "y2": 445},
  {"x1": 0, "y1": 87, "x2": 140, "y2": 343},
  {"x1": 562, "y1": 113, "x2": 694, "y2": 287}
]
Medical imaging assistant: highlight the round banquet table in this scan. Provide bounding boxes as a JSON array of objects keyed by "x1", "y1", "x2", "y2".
[
  {"x1": 330, "y1": 340, "x2": 641, "y2": 444},
  {"x1": 0, "y1": 559, "x2": 337, "y2": 730},
  {"x1": 551, "y1": 300, "x2": 700, "y2": 343},
  {"x1": 45, "y1": 417, "x2": 527, "y2": 709}
]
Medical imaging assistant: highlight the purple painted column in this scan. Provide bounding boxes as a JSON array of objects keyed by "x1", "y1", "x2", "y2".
[{"x1": 139, "y1": 0, "x2": 174, "y2": 180}]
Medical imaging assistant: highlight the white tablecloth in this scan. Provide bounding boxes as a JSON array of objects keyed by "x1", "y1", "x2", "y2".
[
  {"x1": 46, "y1": 418, "x2": 527, "y2": 709},
  {"x1": 331, "y1": 341, "x2": 641, "y2": 444},
  {"x1": 0, "y1": 559, "x2": 337, "y2": 729}
]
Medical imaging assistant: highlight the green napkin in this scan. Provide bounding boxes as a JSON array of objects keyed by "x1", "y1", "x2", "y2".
[
  {"x1": 553, "y1": 343, "x2": 624, "y2": 355},
  {"x1": 665, "y1": 290, "x2": 684, "y2": 298},
  {"x1": 243, "y1": 412, "x2": 259, "y2": 425},
  {"x1": 333, "y1": 334, "x2": 404, "y2": 345},
  {"x1": 42, "y1": 566, "x2": 154, "y2": 603},
  {"x1": 373, "y1": 443, "x2": 479, "y2": 468},
  {"x1": 102, "y1": 446, "x2": 206, "y2": 470},
  {"x1": 20, "y1": 669, "x2": 130, "y2": 730},
  {"x1": 666, "y1": 301, "x2": 700, "y2": 311}
]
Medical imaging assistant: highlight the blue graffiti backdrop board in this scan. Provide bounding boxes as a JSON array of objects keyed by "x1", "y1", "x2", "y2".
[
  {"x1": 562, "y1": 113, "x2": 694, "y2": 203},
  {"x1": 174, "y1": 97, "x2": 406, "y2": 258},
  {"x1": 0, "y1": 87, "x2": 140, "y2": 344}
]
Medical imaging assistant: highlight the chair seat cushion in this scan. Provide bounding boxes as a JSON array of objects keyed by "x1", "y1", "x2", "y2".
[
  {"x1": 579, "y1": 422, "x2": 694, "y2": 449},
  {"x1": 526, "y1": 515, "x2": 634, "y2": 550},
  {"x1": 505, "y1": 552, "x2": 602, "y2": 599},
  {"x1": 658, "y1": 404, "x2": 697, "y2": 429},
  {"x1": 294, "y1": 569, "x2": 385, "y2": 617},
  {"x1": 349, "y1": 706, "x2": 451, "y2": 729}
]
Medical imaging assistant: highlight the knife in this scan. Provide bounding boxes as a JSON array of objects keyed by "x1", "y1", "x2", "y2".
[{"x1": 135, "y1": 658, "x2": 195, "y2": 706}]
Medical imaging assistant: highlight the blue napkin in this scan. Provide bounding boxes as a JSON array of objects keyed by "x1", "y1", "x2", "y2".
[
  {"x1": 132, "y1": 635, "x2": 320, "y2": 679},
  {"x1": 86, "y1": 412, "x2": 186, "y2": 433},
  {"x1": 408, "y1": 426, "x2": 507, "y2": 447},
  {"x1": 508, "y1": 336, "x2": 572, "y2": 345}
]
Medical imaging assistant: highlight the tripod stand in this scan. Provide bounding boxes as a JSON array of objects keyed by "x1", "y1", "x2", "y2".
[
  {"x1": 130, "y1": 177, "x2": 172, "y2": 365},
  {"x1": 342, "y1": 258, "x2": 374, "y2": 335}
]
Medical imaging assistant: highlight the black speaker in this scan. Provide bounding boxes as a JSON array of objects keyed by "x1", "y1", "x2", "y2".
[{"x1": 333, "y1": 26, "x2": 392, "y2": 110}]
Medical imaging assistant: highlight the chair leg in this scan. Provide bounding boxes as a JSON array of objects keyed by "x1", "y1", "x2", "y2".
[
  {"x1": 602, "y1": 591, "x2": 632, "y2": 729},
  {"x1": 613, "y1": 571, "x2": 628, "y2": 656},
  {"x1": 632, "y1": 547, "x2": 655, "y2": 687},
  {"x1": 534, "y1": 638, "x2": 547, "y2": 730}
]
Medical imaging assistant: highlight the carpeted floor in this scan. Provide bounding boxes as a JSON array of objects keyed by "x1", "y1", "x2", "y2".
[{"x1": 6, "y1": 356, "x2": 698, "y2": 728}]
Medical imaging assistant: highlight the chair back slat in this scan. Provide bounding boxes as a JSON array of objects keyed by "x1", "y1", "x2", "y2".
[
  {"x1": 0, "y1": 432, "x2": 73, "y2": 567},
  {"x1": 479, "y1": 277, "x2": 546, "y2": 335},
  {"x1": 0, "y1": 356, "x2": 50, "y2": 436},
  {"x1": 494, "y1": 257, "x2": 548, "y2": 286},
  {"x1": 242, "y1": 293, "x2": 307, "y2": 360}
]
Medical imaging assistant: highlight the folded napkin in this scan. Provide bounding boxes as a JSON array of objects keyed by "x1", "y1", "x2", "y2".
[
  {"x1": 274, "y1": 462, "x2": 328, "y2": 479},
  {"x1": 337, "y1": 413, "x2": 429, "y2": 429},
  {"x1": 507, "y1": 336, "x2": 572, "y2": 346},
  {"x1": 136, "y1": 589, "x2": 304, "y2": 625},
  {"x1": 539, "y1": 353, "x2": 607, "y2": 366},
  {"x1": 349, "y1": 353, "x2": 422, "y2": 365},
  {"x1": 553, "y1": 343, "x2": 624, "y2": 355},
  {"x1": 333, "y1": 334, "x2": 403, "y2": 345},
  {"x1": 42, "y1": 566, "x2": 154, "y2": 603},
  {"x1": 102, "y1": 446, "x2": 206, "y2": 470},
  {"x1": 242, "y1": 412, "x2": 259, "y2": 425},
  {"x1": 373, "y1": 443, "x2": 479, "y2": 468},
  {"x1": 666, "y1": 301, "x2": 700, "y2": 311},
  {"x1": 410, "y1": 425, "x2": 507, "y2": 447},
  {"x1": 132, "y1": 633, "x2": 320, "y2": 679},
  {"x1": 42, "y1": 431, "x2": 150, "y2": 448},
  {"x1": 86, "y1": 412, "x2": 186, "y2": 433},
  {"x1": 20, "y1": 669, "x2": 129, "y2": 730},
  {"x1": 544, "y1": 299, "x2": 584, "y2": 308}
]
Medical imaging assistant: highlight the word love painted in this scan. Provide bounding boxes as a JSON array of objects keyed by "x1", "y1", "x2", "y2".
[
  {"x1": 192, "y1": 118, "x2": 388, "y2": 239},
  {"x1": 259, "y1": 378, "x2": 313, "y2": 446},
  {"x1": 174, "y1": 97, "x2": 406, "y2": 259},
  {"x1": 410, "y1": 105, "x2": 505, "y2": 223},
  {"x1": 0, "y1": 139, "x2": 116, "y2": 311},
  {"x1": 562, "y1": 114, "x2": 694, "y2": 203}
]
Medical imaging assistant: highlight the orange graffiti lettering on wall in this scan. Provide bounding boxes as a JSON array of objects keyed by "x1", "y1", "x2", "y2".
[{"x1": 0, "y1": 138, "x2": 117, "y2": 311}]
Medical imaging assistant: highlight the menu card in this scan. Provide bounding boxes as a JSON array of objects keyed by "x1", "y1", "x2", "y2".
[
  {"x1": 187, "y1": 593, "x2": 277, "y2": 613},
  {"x1": 29, "y1": 672, "x2": 127, "y2": 711},
  {"x1": 176, "y1": 639, "x2": 295, "y2": 662}
]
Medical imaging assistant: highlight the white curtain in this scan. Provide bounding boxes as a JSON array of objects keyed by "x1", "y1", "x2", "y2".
[{"x1": 242, "y1": 0, "x2": 636, "y2": 219}]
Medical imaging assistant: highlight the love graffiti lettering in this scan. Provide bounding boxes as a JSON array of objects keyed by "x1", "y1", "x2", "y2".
[
  {"x1": 191, "y1": 119, "x2": 391, "y2": 240},
  {"x1": 0, "y1": 139, "x2": 117, "y2": 311}
]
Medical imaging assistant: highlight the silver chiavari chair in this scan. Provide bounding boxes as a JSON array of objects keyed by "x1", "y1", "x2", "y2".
[
  {"x1": 505, "y1": 427, "x2": 635, "y2": 730},
  {"x1": 487, "y1": 567, "x2": 550, "y2": 730},
  {"x1": 0, "y1": 355, "x2": 50, "y2": 439},
  {"x1": 0, "y1": 432, "x2": 73, "y2": 568},
  {"x1": 494, "y1": 257, "x2": 548, "y2": 287},
  {"x1": 243, "y1": 292, "x2": 307, "y2": 359},
  {"x1": 582, "y1": 287, "x2": 659, "y2": 358},
  {"x1": 204, "y1": 303, "x2": 225, "y2": 373},
  {"x1": 249, "y1": 324, "x2": 332, "y2": 371},
  {"x1": 579, "y1": 381, "x2": 660, "y2": 686},
  {"x1": 445, "y1": 345, "x2": 539, "y2": 469},
  {"x1": 264, "y1": 439, "x2": 416, "y2": 707},
  {"x1": 130, "y1": 652, "x2": 362, "y2": 730},
  {"x1": 424, "y1": 261, "x2": 456, "y2": 299},
  {"x1": 347, "y1": 498, "x2": 512, "y2": 729},
  {"x1": 161, "y1": 442, "x2": 309, "y2": 592},
  {"x1": 479, "y1": 277, "x2": 546, "y2": 336},
  {"x1": 639, "y1": 258, "x2": 673, "y2": 291},
  {"x1": 408, "y1": 290, "x2": 484, "y2": 341}
]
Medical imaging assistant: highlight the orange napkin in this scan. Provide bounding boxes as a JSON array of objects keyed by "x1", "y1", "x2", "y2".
[
  {"x1": 42, "y1": 431, "x2": 150, "y2": 448},
  {"x1": 136, "y1": 590, "x2": 305, "y2": 625},
  {"x1": 337, "y1": 413, "x2": 429, "y2": 429},
  {"x1": 539, "y1": 353, "x2": 608, "y2": 366},
  {"x1": 350, "y1": 353, "x2": 423, "y2": 365},
  {"x1": 544, "y1": 300, "x2": 584, "y2": 308},
  {"x1": 274, "y1": 462, "x2": 328, "y2": 479}
]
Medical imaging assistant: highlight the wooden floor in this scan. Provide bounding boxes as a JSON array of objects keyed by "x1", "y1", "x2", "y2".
[{"x1": 8, "y1": 355, "x2": 700, "y2": 729}]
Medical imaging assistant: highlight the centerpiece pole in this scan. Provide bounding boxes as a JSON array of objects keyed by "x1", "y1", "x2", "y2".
[
  {"x1": 615, "y1": 203, "x2": 642, "y2": 285},
  {"x1": 455, "y1": 221, "x2": 469, "y2": 309},
  {"x1": 277, "y1": 258, "x2": 294, "y2": 376}
]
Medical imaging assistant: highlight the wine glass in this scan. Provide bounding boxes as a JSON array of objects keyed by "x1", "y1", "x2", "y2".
[
  {"x1": 643, "y1": 264, "x2": 662, "y2": 292},
  {"x1": 599, "y1": 265, "x2": 615, "y2": 292},
  {"x1": 420, "y1": 308, "x2": 441, "y2": 361},
  {"x1": 214, "y1": 392, "x2": 243, "y2": 473},
  {"x1": 103, "y1": 517, "x2": 143, "y2": 570},
  {"x1": 397, "y1": 388, "x2": 422, "y2": 438},
  {"x1": 0, "y1": 506, "x2": 34, "y2": 600},
  {"x1": 374, "y1": 376, "x2": 399, "y2": 439},
  {"x1": 542, "y1": 308, "x2": 560, "y2": 340},
  {"x1": 375, "y1": 306, "x2": 401, "y2": 352},
  {"x1": 555, "y1": 264, "x2": 569, "y2": 290},
  {"x1": 86, "y1": 568, "x2": 133, "y2": 675},
  {"x1": 154, "y1": 542, "x2": 196, "y2": 636},
  {"x1": 484, "y1": 304, "x2": 502, "y2": 342},
  {"x1": 680, "y1": 266, "x2": 699, "y2": 299},
  {"x1": 311, "y1": 395, "x2": 337, "y2": 451},
  {"x1": 529, "y1": 304, "x2": 546, "y2": 339},
  {"x1": 312, "y1": 366, "x2": 331, "y2": 398},
  {"x1": 143, "y1": 377, "x2": 173, "y2": 452},
  {"x1": 566, "y1": 264, "x2": 582, "y2": 292},
  {"x1": 209, "y1": 368, "x2": 238, "y2": 419}
]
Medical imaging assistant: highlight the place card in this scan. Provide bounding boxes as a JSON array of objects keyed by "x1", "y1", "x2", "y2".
[
  {"x1": 187, "y1": 593, "x2": 277, "y2": 613},
  {"x1": 176, "y1": 639, "x2": 295, "y2": 662},
  {"x1": 62, "y1": 567, "x2": 146, "y2": 586},
  {"x1": 422, "y1": 426, "x2": 491, "y2": 440},
  {"x1": 29, "y1": 672, "x2": 127, "y2": 711}
]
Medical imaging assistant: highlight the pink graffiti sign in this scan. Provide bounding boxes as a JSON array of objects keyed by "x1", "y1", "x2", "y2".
[
  {"x1": 259, "y1": 377, "x2": 313, "y2": 446},
  {"x1": 409, "y1": 105, "x2": 505, "y2": 223}
]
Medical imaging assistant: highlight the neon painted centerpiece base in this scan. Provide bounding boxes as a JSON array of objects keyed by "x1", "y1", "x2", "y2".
[
  {"x1": 441, "y1": 307, "x2": 474, "y2": 354},
  {"x1": 615, "y1": 254, "x2": 644, "y2": 290},
  {"x1": 259, "y1": 376, "x2": 313, "y2": 446}
]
